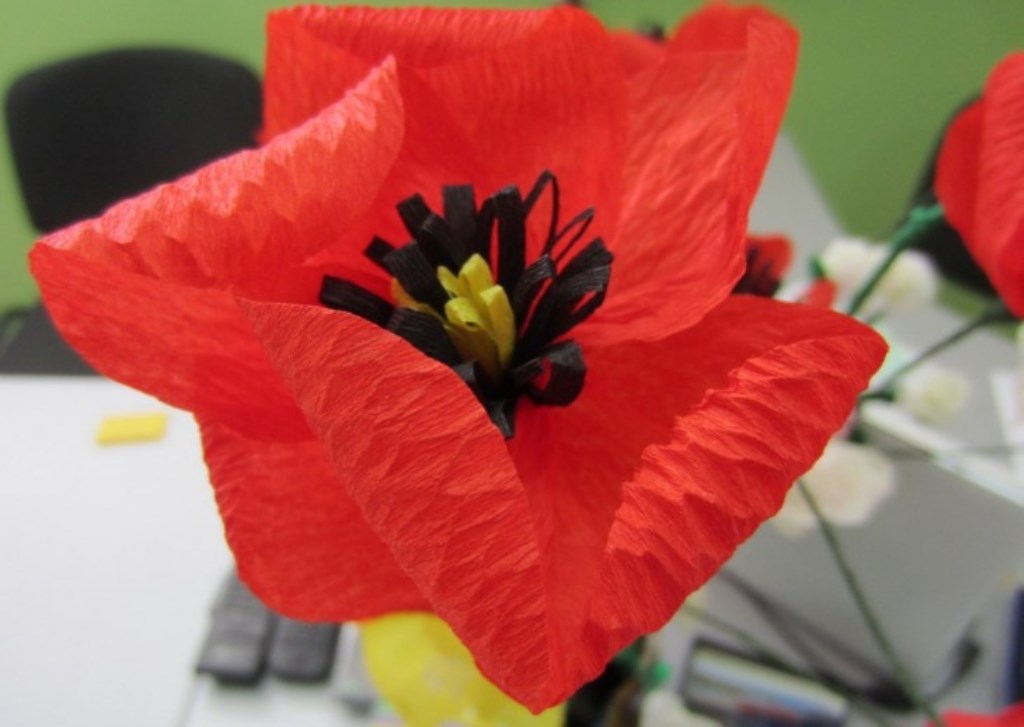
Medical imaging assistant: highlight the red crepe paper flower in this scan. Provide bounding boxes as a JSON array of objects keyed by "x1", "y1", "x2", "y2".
[
  {"x1": 932, "y1": 703, "x2": 1024, "y2": 727},
  {"x1": 936, "y1": 53, "x2": 1024, "y2": 317},
  {"x1": 29, "y1": 4, "x2": 886, "y2": 711}
]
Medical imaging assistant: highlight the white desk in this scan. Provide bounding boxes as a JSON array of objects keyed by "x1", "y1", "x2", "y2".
[{"x1": 0, "y1": 377, "x2": 230, "y2": 726}]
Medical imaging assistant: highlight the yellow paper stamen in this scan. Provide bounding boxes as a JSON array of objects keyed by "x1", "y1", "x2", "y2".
[{"x1": 396, "y1": 254, "x2": 516, "y2": 382}]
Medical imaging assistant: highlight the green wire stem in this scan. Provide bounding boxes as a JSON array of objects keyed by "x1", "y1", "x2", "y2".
[
  {"x1": 846, "y1": 204, "x2": 946, "y2": 317},
  {"x1": 861, "y1": 299, "x2": 1014, "y2": 401},
  {"x1": 797, "y1": 481, "x2": 947, "y2": 726}
]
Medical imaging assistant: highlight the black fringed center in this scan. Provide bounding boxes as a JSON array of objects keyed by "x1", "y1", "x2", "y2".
[{"x1": 319, "y1": 171, "x2": 612, "y2": 438}]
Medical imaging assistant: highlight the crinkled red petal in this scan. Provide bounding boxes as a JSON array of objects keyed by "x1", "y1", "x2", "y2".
[
  {"x1": 936, "y1": 53, "x2": 1024, "y2": 317},
  {"x1": 34, "y1": 61, "x2": 403, "y2": 303},
  {"x1": 509, "y1": 295, "x2": 885, "y2": 706},
  {"x1": 28, "y1": 64, "x2": 406, "y2": 438},
  {"x1": 235, "y1": 291, "x2": 881, "y2": 710},
  {"x1": 265, "y1": 5, "x2": 628, "y2": 263},
  {"x1": 263, "y1": 14, "x2": 375, "y2": 141},
  {"x1": 199, "y1": 418, "x2": 428, "y2": 617},
  {"x1": 936, "y1": 704, "x2": 1024, "y2": 727},
  {"x1": 936, "y1": 100, "x2": 982, "y2": 245},
  {"x1": 293, "y1": 64, "x2": 494, "y2": 299},
  {"x1": 610, "y1": 30, "x2": 666, "y2": 77},
  {"x1": 671, "y1": 5, "x2": 798, "y2": 209},
  {"x1": 583, "y1": 297, "x2": 885, "y2": 697},
  {"x1": 800, "y1": 278, "x2": 838, "y2": 308},
  {"x1": 588, "y1": 5, "x2": 798, "y2": 346},
  {"x1": 30, "y1": 246, "x2": 308, "y2": 439},
  {"x1": 237, "y1": 301, "x2": 556, "y2": 708},
  {"x1": 272, "y1": 5, "x2": 549, "y2": 71}
]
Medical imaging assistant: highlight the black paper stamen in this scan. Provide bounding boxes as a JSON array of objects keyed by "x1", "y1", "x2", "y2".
[
  {"x1": 320, "y1": 276, "x2": 394, "y2": 326},
  {"x1": 318, "y1": 170, "x2": 612, "y2": 438}
]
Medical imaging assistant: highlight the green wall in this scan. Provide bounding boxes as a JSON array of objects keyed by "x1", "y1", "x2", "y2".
[{"x1": 2, "y1": 1, "x2": 1022, "y2": 311}]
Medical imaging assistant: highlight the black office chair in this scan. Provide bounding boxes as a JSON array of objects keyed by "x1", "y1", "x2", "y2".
[{"x1": 3, "y1": 48, "x2": 262, "y2": 374}]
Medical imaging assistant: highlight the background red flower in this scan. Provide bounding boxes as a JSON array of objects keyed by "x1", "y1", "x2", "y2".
[
  {"x1": 934, "y1": 703, "x2": 1024, "y2": 726},
  {"x1": 936, "y1": 52, "x2": 1024, "y2": 317}
]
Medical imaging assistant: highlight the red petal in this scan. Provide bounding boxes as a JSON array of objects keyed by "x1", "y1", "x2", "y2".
[
  {"x1": 937, "y1": 53, "x2": 1024, "y2": 316},
  {"x1": 235, "y1": 295, "x2": 880, "y2": 710},
  {"x1": 611, "y1": 30, "x2": 666, "y2": 77},
  {"x1": 587, "y1": 297, "x2": 884, "y2": 685},
  {"x1": 199, "y1": 419, "x2": 427, "y2": 617},
  {"x1": 590, "y1": 5, "x2": 798, "y2": 345},
  {"x1": 29, "y1": 246, "x2": 308, "y2": 439},
  {"x1": 937, "y1": 704, "x2": 1024, "y2": 727},
  {"x1": 418, "y1": 8, "x2": 627, "y2": 246},
  {"x1": 511, "y1": 296, "x2": 885, "y2": 705},
  {"x1": 936, "y1": 101, "x2": 983, "y2": 254},
  {"x1": 34, "y1": 60, "x2": 404, "y2": 302},
  {"x1": 264, "y1": 6, "x2": 549, "y2": 141},
  {"x1": 263, "y1": 14, "x2": 375, "y2": 140},
  {"x1": 671, "y1": 5, "x2": 798, "y2": 209},
  {"x1": 800, "y1": 279, "x2": 838, "y2": 308},
  {"x1": 271, "y1": 6, "x2": 550, "y2": 72},
  {"x1": 296, "y1": 66, "x2": 492, "y2": 292},
  {"x1": 237, "y1": 301, "x2": 558, "y2": 708},
  {"x1": 265, "y1": 6, "x2": 629, "y2": 262}
]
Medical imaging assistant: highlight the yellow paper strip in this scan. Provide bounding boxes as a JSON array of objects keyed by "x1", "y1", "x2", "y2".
[{"x1": 96, "y1": 412, "x2": 168, "y2": 445}]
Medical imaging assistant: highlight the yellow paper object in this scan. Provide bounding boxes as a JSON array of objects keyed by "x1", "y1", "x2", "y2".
[
  {"x1": 361, "y1": 613, "x2": 565, "y2": 727},
  {"x1": 96, "y1": 412, "x2": 168, "y2": 445}
]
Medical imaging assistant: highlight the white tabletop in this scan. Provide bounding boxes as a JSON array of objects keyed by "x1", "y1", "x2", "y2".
[{"x1": 0, "y1": 377, "x2": 231, "y2": 726}]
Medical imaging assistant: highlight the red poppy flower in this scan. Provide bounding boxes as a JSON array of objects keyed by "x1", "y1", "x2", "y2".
[
  {"x1": 28, "y1": 4, "x2": 886, "y2": 711},
  {"x1": 936, "y1": 52, "x2": 1024, "y2": 317},
  {"x1": 932, "y1": 703, "x2": 1024, "y2": 727}
]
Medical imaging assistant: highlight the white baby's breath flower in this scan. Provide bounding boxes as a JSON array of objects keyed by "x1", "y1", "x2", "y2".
[
  {"x1": 771, "y1": 439, "x2": 895, "y2": 537},
  {"x1": 874, "y1": 249, "x2": 940, "y2": 312},
  {"x1": 818, "y1": 238, "x2": 939, "y2": 316},
  {"x1": 894, "y1": 364, "x2": 970, "y2": 424},
  {"x1": 818, "y1": 237, "x2": 883, "y2": 293},
  {"x1": 640, "y1": 689, "x2": 717, "y2": 727}
]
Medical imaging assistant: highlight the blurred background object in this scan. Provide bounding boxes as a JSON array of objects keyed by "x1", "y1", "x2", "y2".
[{"x1": 2, "y1": 46, "x2": 260, "y2": 372}]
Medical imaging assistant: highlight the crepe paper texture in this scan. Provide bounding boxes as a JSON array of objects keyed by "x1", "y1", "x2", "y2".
[
  {"x1": 936, "y1": 53, "x2": 1024, "y2": 318},
  {"x1": 96, "y1": 412, "x2": 168, "y2": 445},
  {"x1": 29, "y1": 3, "x2": 887, "y2": 712},
  {"x1": 932, "y1": 703, "x2": 1024, "y2": 726},
  {"x1": 362, "y1": 613, "x2": 564, "y2": 727}
]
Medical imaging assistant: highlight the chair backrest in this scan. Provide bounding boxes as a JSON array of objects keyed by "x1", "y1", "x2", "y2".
[
  {"x1": 1, "y1": 48, "x2": 261, "y2": 375},
  {"x1": 5, "y1": 48, "x2": 262, "y2": 233}
]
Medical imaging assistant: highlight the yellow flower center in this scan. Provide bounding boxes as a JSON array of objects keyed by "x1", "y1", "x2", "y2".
[{"x1": 393, "y1": 254, "x2": 515, "y2": 382}]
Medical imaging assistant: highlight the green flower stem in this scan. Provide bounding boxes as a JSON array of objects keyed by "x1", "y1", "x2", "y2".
[
  {"x1": 846, "y1": 204, "x2": 946, "y2": 317},
  {"x1": 862, "y1": 299, "x2": 1014, "y2": 401},
  {"x1": 682, "y1": 604, "x2": 896, "y2": 727},
  {"x1": 797, "y1": 481, "x2": 947, "y2": 727}
]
